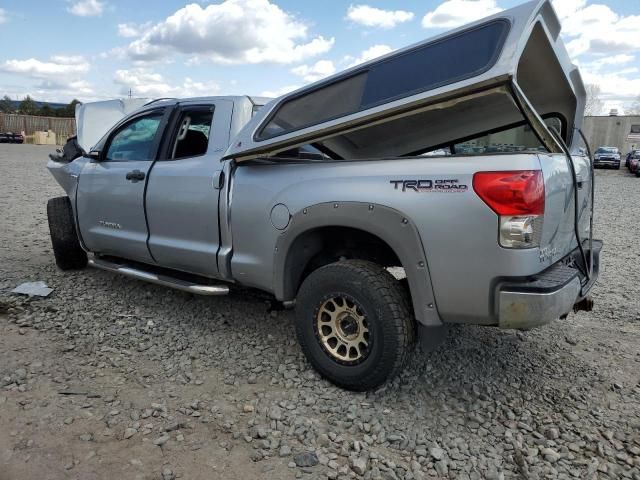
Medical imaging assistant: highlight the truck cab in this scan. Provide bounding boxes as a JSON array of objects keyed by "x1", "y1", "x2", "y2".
[{"x1": 49, "y1": 96, "x2": 269, "y2": 279}]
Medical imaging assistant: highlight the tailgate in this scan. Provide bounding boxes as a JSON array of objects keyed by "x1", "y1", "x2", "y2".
[{"x1": 538, "y1": 153, "x2": 592, "y2": 263}]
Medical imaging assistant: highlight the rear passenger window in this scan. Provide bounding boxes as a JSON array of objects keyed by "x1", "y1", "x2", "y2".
[{"x1": 171, "y1": 108, "x2": 214, "y2": 159}]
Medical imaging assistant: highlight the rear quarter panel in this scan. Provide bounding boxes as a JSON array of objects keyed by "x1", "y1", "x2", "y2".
[{"x1": 230, "y1": 153, "x2": 557, "y2": 325}]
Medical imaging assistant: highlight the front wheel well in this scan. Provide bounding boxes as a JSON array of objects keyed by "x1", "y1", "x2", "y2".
[{"x1": 282, "y1": 226, "x2": 404, "y2": 300}]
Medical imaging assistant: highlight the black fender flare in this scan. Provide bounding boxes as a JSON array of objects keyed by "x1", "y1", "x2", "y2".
[{"x1": 273, "y1": 201, "x2": 442, "y2": 326}]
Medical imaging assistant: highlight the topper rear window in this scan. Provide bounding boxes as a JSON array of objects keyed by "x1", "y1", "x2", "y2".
[{"x1": 256, "y1": 20, "x2": 510, "y2": 141}]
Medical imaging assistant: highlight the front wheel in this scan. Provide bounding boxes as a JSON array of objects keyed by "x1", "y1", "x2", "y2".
[
  {"x1": 295, "y1": 260, "x2": 415, "y2": 391},
  {"x1": 47, "y1": 196, "x2": 87, "y2": 270}
]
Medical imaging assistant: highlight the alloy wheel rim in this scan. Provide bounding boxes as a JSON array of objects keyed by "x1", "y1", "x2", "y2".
[{"x1": 314, "y1": 295, "x2": 371, "y2": 364}]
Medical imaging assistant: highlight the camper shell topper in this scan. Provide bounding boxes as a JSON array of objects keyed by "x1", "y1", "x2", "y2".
[{"x1": 225, "y1": 0, "x2": 584, "y2": 162}]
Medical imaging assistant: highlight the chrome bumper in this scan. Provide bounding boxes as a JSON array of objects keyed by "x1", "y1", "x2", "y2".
[
  {"x1": 497, "y1": 240, "x2": 602, "y2": 330},
  {"x1": 499, "y1": 277, "x2": 581, "y2": 329}
]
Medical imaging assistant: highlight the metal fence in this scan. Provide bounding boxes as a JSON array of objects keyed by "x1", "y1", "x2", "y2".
[{"x1": 0, "y1": 113, "x2": 76, "y2": 144}]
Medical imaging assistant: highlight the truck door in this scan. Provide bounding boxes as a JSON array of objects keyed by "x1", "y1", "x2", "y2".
[
  {"x1": 145, "y1": 100, "x2": 233, "y2": 278},
  {"x1": 76, "y1": 108, "x2": 169, "y2": 264}
]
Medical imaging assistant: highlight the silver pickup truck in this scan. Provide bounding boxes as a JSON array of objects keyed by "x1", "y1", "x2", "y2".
[{"x1": 47, "y1": 0, "x2": 601, "y2": 391}]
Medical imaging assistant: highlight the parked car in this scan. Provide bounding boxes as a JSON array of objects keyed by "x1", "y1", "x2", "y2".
[
  {"x1": 0, "y1": 132, "x2": 24, "y2": 144},
  {"x1": 593, "y1": 146, "x2": 621, "y2": 169},
  {"x1": 626, "y1": 150, "x2": 640, "y2": 171},
  {"x1": 45, "y1": 0, "x2": 601, "y2": 391},
  {"x1": 630, "y1": 157, "x2": 640, "y2": 174}
]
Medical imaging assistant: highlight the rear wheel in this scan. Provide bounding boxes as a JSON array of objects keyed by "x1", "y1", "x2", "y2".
[
  {"x1": 47, "y1": 196, "x2": 87, "y2": 270},
  {"x1": 295, "y1": 260, "x2": 415, "y2": 391}
]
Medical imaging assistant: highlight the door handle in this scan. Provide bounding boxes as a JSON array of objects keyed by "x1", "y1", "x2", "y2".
[
  {"x1": 213, "y1": 170, "x2": 224, "y2": 189},
  {"x1": 126, "y1": 170, "x2": 146, "y2": 183}
]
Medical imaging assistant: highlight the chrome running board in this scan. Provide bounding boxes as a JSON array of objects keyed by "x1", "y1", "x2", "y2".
[{"x1": 88, "y1": 258, "x2": 229, "y2": 296}]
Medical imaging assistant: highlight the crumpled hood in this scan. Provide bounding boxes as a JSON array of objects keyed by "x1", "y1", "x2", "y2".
[{"x1": 76, "y1": 98, "x2": 151, "y2": 152}]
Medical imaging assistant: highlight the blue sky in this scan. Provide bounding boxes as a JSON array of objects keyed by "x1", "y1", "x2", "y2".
[{"x1": 0, "y1": 0, "x2": 638, "y2": 113}]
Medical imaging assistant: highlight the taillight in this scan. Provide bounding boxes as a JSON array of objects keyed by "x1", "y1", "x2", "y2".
[
  {"x1": 473, "y1": 170, "x2": 544, "y2": 215},
  {"x1": 473, "y1": 170, "x2": 545, "y2": 249}
]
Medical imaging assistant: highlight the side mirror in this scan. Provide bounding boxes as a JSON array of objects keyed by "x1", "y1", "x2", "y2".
[{"x1": 88, "y1": 149, "x2": 101, "y2": 161}]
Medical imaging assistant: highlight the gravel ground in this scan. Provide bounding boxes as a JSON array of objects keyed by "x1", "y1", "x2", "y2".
[{"x1": 0, "y1": 144, "x2": 639, "y2": 480}]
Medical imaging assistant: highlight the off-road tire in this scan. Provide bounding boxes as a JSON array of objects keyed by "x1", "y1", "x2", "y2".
[
  {"x1": 47, "y1": 196, "x2": 87, "y2": 270},
  {"x1": 295, "y1": 260, "x2": 415, "y2": 391}
]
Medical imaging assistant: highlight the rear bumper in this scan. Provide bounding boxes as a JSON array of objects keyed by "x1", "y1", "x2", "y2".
[{"x1": 497, "y1": 240, "x2": 602, "y2": 329}]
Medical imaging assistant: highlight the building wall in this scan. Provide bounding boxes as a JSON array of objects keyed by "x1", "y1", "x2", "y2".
[{"x1": 582, "y1": 115, "x2": 640, "y2": 154}]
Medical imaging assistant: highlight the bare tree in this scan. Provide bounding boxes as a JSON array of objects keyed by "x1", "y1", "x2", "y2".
[
  {"x1": 626, "y1": 95, "x2": 640, "y2": 115},
  {"x1": 584, "y1": 84, "x2": 604, "y2": 116}
]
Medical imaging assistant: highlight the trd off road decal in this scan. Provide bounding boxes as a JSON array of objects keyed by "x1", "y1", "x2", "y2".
[{"x1": 390, "y1": 179, "x2": 468, "y2": 192}]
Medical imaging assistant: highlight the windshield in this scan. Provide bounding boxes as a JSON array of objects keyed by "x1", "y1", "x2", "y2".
[{"x1": 596, "y1": 147, "x2": 618, "y2": 154}]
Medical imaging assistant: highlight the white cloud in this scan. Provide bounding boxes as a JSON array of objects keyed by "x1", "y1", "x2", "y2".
[
  {"x1": 345, "y1": 44, "x2": 394, "y2": 68},
  {"x1": 0, "y1": 54, "x2": 95, "y2": 102},
  {"x1": 125, "y1": 0, "x2": 334, "y2": 65},
  {"x1": 595, "y1": 54, "x2": 634, "y2": 66},
  {"x1": 0, "y1": 8, "x2": 8, "y2": 24},
  {"x1": 551, "y1": 0, "x2": 585, "y2": 20},
  {"x1": 36, "y1": 79, "x2": 95, "y2": 96},
  {"x1": 291, "y1": 60, "x2": 336, "y2": 82},
  {"x1": 117, "y1": 22, "x2": 152, "y2": 38},
  {"x1": 182, "y1": 77, "x2": 222, "y2": 96},
  {"x1": 585, "y1": 53, "x2": 635, "y2": 71},
  {"x1": 422, "y1": 0, "x2": 502, "y2": 29},
  {"x1": 552, "y1": 0, "x2": 640, "y2": 56},
  {"x1": 1, "y1": 56, "x2": 89, "y2": 78},
  {"x1": 260, "y1": 85, "x2": 300, "y2": 98},
  {"x1": 581, "y1": 68, "x2": 640, "y2": 105},
  {"x1": 549, "y1": 0, "x2": 640, "y2": 111},
  {"x1": 346, "y1": 4, "x2": 414, "y2": 29},
  {"x1": 113, "y1": 69, "x2": 220, "y2": 98},
  {"x1": 0, "y1": 78, "x2": 99, "y2": 103},
  {"x1": 68, "y1": 0, "x2": 106, "y2": 17},
  {"x1": 49, "y1": 55, "x2": 86, "y2": 65},
  {"x1": 580, "y1": 59, "x2": 640, "y2": 96}
]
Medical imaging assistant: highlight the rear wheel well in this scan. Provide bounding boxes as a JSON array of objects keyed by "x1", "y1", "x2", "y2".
[{"x1": 283, "y1": 227, "x2": 404, "y2": 299}]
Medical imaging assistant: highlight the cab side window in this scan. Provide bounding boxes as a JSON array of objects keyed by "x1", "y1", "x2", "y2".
[
  {"x1": 171, "y1": 108, "x2": 214, "y2": 159},
  {"x1": 106, "y1": 111, "x2": 164, "y2": 162}
]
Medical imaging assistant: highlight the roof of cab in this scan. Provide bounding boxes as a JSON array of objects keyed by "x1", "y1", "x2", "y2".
[{"x1": 137, "y1": 95, "x2": 273, "y2": 109}]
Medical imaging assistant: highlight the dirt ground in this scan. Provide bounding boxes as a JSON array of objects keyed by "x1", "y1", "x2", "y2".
[{"x1": 0, "y1": 144, "x2": 638, "y2": 480}]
